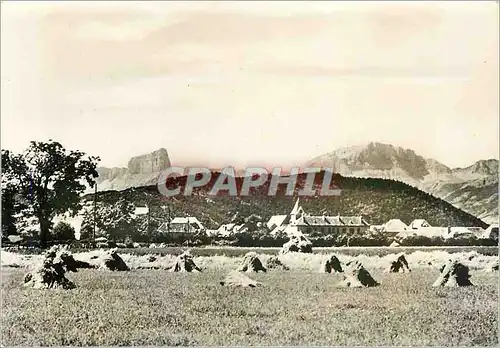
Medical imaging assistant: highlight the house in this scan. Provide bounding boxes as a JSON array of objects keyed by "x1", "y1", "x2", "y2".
[
  {"x1": 217, "y1": 223, "x2": 237, "y2": 237},
  {"x1": 369, "y1": 225, "x2": 384, "y2": 233},
  {"x1": 396, "y1": 227, "x2": 448, "y2": 240},
  {"x1": 294, "y1": 215, "x2": 370, "y2": 236},
  {"x1": 134, "y1": 206, "x2": 149, "y2": 216},
  {"x1": 269, "y1": 198, "x2": 369, "y2": 237},
  {"x1": 266, "y1": 215, "x2": 288, "y2": 231},
  {"x1": 409, "y1": 219, "x2": 431, "y2": 229},
  {"x1": 375, "y1": 219, "x2": 409, "y2": 238},
  {"x1": 158, "y1": 217, "x2": 204, "y2": 234},
  {"x1": 382, "y1": 219, "x2": 408, "y2": 232},
  {"x1": 444, "y1": 226, "x2": 486, "y2": 239}
]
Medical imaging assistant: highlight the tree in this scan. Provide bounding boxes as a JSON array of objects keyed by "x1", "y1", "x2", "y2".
[
  {"x1": 1, "y1": 141, "x2": 100, "y2": 248},
  {"x1": 52, "y1": 221, "x2": 76, "y2": 242},
  {"x1": 98, "y1": 198, "x2": 137, "y2": 242},
  {"x1": 1, "y1": 186, "x2": 18, "y2": 236}
]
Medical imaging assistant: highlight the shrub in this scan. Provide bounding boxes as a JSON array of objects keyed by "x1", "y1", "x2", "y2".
[{"x1": 52, "y1": 222, "x2": 76, "y2": 242}]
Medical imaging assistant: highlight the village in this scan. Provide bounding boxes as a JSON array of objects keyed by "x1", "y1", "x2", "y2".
[{"x1": 109, "y1": 198, "x2": 499, "y2": 247}]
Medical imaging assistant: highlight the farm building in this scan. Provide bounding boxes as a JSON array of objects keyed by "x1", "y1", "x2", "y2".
[
  {"x1": 157, "y1": 217, "x2": 204, "y2": 234},
  {"x1": 268, "y1": 198, "x2": 369, "y2": 237}
]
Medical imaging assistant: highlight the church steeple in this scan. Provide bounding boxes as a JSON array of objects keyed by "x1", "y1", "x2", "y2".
[{"x1": 290, "y1": 198, "x2": 304, "y2": 225}]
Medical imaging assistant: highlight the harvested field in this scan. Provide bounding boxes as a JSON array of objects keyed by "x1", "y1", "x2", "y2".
[
  {"x1": 1, "y1": 267, "x2": 498, "y2": 346},
  {"x1": 97, "y1": 246, "x2": 500, "y2": 257}
]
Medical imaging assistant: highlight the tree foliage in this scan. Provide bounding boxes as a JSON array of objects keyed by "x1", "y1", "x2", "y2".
[
  {"x1": 1, "y1": 140, "x2": 99, "y2": 248},
  {"x1": 52, "y1": 221, "x2": 76, "y2": 242}
]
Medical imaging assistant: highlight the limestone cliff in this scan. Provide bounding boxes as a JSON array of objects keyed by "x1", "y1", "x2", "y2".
[{"x1": 90, "y1": 149, "x2": 171, "y2": 193}]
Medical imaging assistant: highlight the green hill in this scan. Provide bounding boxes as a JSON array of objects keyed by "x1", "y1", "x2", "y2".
[{"x1": 83, "y1": 172, "x2": 488, "y2": 229}]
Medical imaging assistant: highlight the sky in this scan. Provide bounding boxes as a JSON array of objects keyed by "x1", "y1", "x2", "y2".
[{"x1": 1, "y1": 1, "x2": 498, "y2": 169}]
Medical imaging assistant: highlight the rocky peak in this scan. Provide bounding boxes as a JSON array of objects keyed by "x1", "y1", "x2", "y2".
[
  {"x1": 308, "y1": 142, "x2": 430, "y2": 180},
  {"x1": 451, "y1": 159, "x2": 499, "y2": 179},
  {"x1": 92, "y1": 148, "x2": 172, "y2": 192},
  {"x1": 127, "y1": 148, "x2": 171, "y2": 174}
]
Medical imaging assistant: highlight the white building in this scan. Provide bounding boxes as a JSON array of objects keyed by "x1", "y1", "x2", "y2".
[
  {"x1": 382, "y1": 219, "x2": 408, "y2": 232},
  {"x1": 268, "y1": 198, "x2": 369, "y2": 237},
  {"x1": 158, "y1": 217, "x2": 204, "y2": 234}
]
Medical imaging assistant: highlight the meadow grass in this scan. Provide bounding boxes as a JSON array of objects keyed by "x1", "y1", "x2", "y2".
[{"x1": 1, "y1": 268, "x2": 498, "y2": 346}]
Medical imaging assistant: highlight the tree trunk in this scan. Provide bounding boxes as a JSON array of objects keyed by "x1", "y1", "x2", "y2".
[{"x1": 38, "y1": 215, "x2": 51, "y2": 249}]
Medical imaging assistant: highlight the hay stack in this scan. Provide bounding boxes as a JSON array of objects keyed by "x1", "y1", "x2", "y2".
[
  {"x1": 171, "y1": 251, "x2": 201, "y2": 272},
  {"x1": 386, "y1": 253, "x2": 411, "y2": 273},
  {"x1": 338, "y1": 260, "x2": 379, "y2": 288},
  {"x1": 238, "y1": 252, "x2": 267, "y2": 273},
  {"x1": 265, "y1": 256, "x2": 290, "y2": 271},
  {"x1": 490, "y1": 259, "x2": 499, "y2": 272},
  {"x1": 433, "y1": 259, "x2": 473, "y2": 287},
  {"x1": 23, "y1": 245, "x2": 77, "y2": 290},
  {"x1": 99, "y1": 248, "x2": 130, "y2": 271},
  {"x1": 320, "y1": 254, "x2": 343, "y2": 273},
  {"x1": 220, "y1": 271, "x2": 261, "y2": 287},
  {"x1": 280, "y1": 234, "x2": 313, "y2": 254}
]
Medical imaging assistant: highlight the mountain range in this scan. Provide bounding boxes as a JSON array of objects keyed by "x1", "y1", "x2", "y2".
[
  {"x1": 307, "y1": 142, "x2": 498, "y2": 224},
  {"x1": 91, "y1": 142, "x2": 498, "y2": 225}
]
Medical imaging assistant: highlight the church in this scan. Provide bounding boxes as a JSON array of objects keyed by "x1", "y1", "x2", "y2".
[{"x1": 267, "y1": 198, "x2": 370, "y2": 237}]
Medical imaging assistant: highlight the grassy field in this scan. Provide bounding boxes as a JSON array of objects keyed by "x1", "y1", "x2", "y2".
[
  {"x1": 8, "y1": 245, "x2": 494, "y2": 257},
  {"x1": 1, "y1": 268, "x2": 498, "y2": 346}
]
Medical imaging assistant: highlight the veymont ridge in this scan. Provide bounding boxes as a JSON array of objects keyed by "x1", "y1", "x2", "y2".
[{"x1": 307, "y1": 142, "x2": 498, "y2": 224}]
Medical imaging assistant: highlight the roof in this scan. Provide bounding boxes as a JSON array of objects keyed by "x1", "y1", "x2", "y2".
[
  {"x1": 134, "y1": 207, "x2": 149, "y2": 216},
  {"x1": 383, "y1": 219, "x2": 408, "y2": 232},
  {"x1": 409, "y1": 219, "x2": 431, "y2": 229},
  {"x1": 483, "y1": 225, "x2": 499, "y2": 239},
  {"x1": 290, "y1": 198, "x2": 300, "y2": 215},
  {"x1": 217, "y1": 223, "x2": 236, "y2": 232},
  {"x1": 399, "y1": 227, "x2": 447, "y2": 238},
  {"x1": 446, "y1": 227, "x2": 477, "y2": 239},
  {"x1": 486, "y1": 223, "x2": 499, "y2": 232},
  {"x1": 266, "y1": 215, "x2": 288, "y2": 230},
  {"x1": 7, "y1": 235, "x2": 23, "y2": 243},
  {"x1": 170, "y1": 217, "x2": 203, "y2": 225},
  {"x1": 295, "y1": 215, "x2": 369, "y2": 227}
]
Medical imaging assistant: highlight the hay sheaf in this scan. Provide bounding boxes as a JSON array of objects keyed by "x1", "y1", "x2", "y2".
[
  {"x1": 320, "y1": 254, "x2": 343, "y2": 273},
  {"x1": 265, "y1": 256, "x2": 290, "y2": 271},
  {"x1": 280, "y1": 234, "x2": 313, "y2": 254},
  {"x1": 433, "y1": 259, "x2": 473, "y2": 287},
  {"x1": 171, "y1": 251, "x2": 202, "y2": 273},
  {"x1": 220, "y1": 271, "x2": 261, "y2": 288},
  {"x1": 238, "y1": 252, "x2": 266, "y2": 273},
  {"x1": 385, "y1": 253, "x2": 411, "y2": 273},
  {"x1": 486, "y1": 259, "x2": 499, "y2": 272},
  {"x1": 23, "y1": 245, "x2": 77, "y2": 290},
  {"x1": 99, "y1": 248, "x2": 130, "y2": 271},
  {"x1": 338, "y1": 260, "x2": 379, "y2": 288}
]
